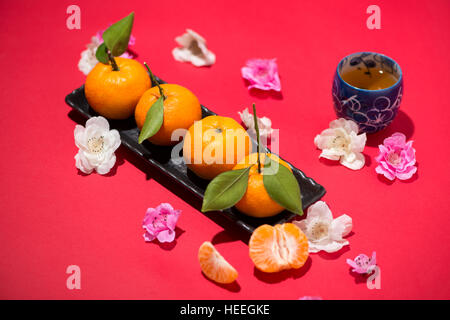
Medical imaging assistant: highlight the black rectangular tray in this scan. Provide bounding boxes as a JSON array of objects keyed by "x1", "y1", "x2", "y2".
[{"x1": 65, "y1": 78, "x2": 326, "y2": 234}]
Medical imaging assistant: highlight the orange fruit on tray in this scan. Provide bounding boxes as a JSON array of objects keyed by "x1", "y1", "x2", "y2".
[
  {"x1": 198, "y1": 241, "x2": 238, "y2": 284},
  {"x1": 135, "y1": 84, "x2": 202, "y2": 146},
  {"x1": 249, "y1": 223, "x2": 309, "y2": 273},
  {"x1": 183, "y1": 115, "x2": 252, "y2": 180},
  {"x1": 85, "y1": 57, "x2": 151, "y2": 120},
  {"x1": 233, "y1": 153, "x2": 293, "y2": 218}
]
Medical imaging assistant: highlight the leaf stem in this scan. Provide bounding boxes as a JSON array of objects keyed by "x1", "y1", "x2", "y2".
[
  {"x1": 144, "y1": 62, "x2": 166, "y2": 100},
  {"x1": 252, "y1": 103, "x2": 261, "y2": 174},
  {"x1": 107, "y1": 50, "x2": 120, "y2": 71}
]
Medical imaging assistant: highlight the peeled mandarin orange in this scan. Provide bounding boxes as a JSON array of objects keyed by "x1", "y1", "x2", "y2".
[
  {"x1": 135, "y1": 83, "x2": 202, "y2": 146},
  {"x1": 198, "y1": 241, "x2": 238, "y2": 284},
  {"x1": 249, "y1": 223, "x2": 309, "y2": 273},
  {"x1": 85, "y1": 57, "x2": 151, "y2": 120},
  {"x1": 183, "y1": 115, "x2": 252, "y2": 180},
  {"x1": 232, "y1": 153, "x2": 292, "y2": 218}
]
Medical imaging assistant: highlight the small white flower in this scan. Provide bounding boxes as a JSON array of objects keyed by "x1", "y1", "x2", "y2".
[
  {"x1": 172, "y1": 29, "x2": 216, "y2": 67},
  {"x1": 78, "y1": 36, "x2": 101, "y2": 76},
  {"x1": 314, "y1": 118, "x2": 366, "y2": 170},
  {"x1": 293, "y1": 201, "x2": 352, "y2": 253},
  {"x1": 74, "y1": 116, "x2": 121, "y2": 175},
  {"x1": 238, "y1": 108, "x2": 273, "y2": 142}
]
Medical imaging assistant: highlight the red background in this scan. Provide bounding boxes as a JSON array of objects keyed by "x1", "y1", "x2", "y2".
[{"x1": 0, "y1": 0, "x2": 449, "y2": 299}]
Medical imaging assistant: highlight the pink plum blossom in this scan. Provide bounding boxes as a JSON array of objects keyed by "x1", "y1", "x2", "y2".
[
  {"x1": 143, "y1": 203, "x2": 181, "y2": 243},
  {"x1": 241, "y1": 58, "x2": 281, "y2": 92},
  {"x1": 375, "y1": 133, "x2": 417, "y2": 181},
  {"x1": 346, "y1": 252, "x2": 377, "y2": 274}
]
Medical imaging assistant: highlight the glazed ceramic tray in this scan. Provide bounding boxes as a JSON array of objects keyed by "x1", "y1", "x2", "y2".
[{"x1": 65, "y1": 78, "x2": 326, "y2": 234}]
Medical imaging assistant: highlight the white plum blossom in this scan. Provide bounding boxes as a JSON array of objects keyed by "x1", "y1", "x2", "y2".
[
  {"x1": 314, "y1": 118, "x2": 367, "y2": 170},
  {"x1": 172, "y1": 29, "x2": 216, "y2": 67},
  {"x1": 238, "y1": 108, "x2": 273, "y2": 142},
  {"x1": 294, "y1": 201, "x2": 352, "y2": 253},
  {"x1": 74, "y1": 116, "x2": 121, "y2": 175},
  {"x1": 78, "y1": 36, "x2": 102, "y2": 75}
]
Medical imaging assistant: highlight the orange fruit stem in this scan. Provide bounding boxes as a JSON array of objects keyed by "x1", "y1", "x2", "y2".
[
  {"x1": 107, "y1": 49, "x2": 120, "y2": 71},
  {"x1": 252, "y1": 103, "x2": 262, "y2": 174},
  {"x1": 144, "y1": 62, "x2": 165, "y2": 99}
]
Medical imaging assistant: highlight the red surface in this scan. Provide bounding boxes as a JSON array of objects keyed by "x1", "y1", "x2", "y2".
[{"x1": 0, "y1": 0, "x2": 449, "y2": 300}]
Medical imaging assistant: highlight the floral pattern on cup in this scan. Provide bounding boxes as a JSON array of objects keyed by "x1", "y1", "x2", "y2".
[{"x1": 332, "y1": 52, "x2": 403, "y2": 134}]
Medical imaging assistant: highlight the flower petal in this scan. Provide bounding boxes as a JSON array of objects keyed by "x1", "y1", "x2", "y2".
[
  {"x1": 329, "y1": 118, "x2": 358, "y2": 133},
  {"x1": 143, "y1": 231, "x2": 156, "y2": 242},
  {"x1": 311, "y1": 240, "x2": 348, "y2": 253},
  {"x1": 75, "y1": 151, "x2": 94, "y2": 174},
  {"x1": 307, "y1": 201, "x2": 333, "y2": 221},
  {"x1": 370, "y1": 251, "x2": 377, "y2": 265},
  {"x1": 319, "y1": 149, "x2": 342, "y2": 161},
  {"x1": 330, "y1": 214, "x2": 352, "y2": 240},
  {"x1": 395, "y1": 165, "x2": 417, "y2": 180},
  {"x1": 156, "y1": 229, "x2": 176, "y2": 243},
  {"x1": 375, "y1": 165, "x2": 396, "y2": 180},
  {"x1": 346, "y1": 258, "x2": 359, "y2": 269},
  {"x1": 95, "y1": 153, "x2": 116, "y2": 175},
  {"x1": 350, "y1": 132, "x2": 367, "y2": 153},
  {"x1": 293, "y1": 219, "x2": 308, "y2": 233},
  {"x1": 340, "y1": 152, "x2": 365, "y2": 170},
  {"x1": 74, "y1": 125, "x2": 87, "y2": 149},
  {"x1": 314, "y1": 129, "x2": 336, "y2": 149},
  {"x1": 86, "y1": 116, "x2": 110, "y2": 131},
  {"x1": 105, "y1": 129, "x2": 121, "y2": 152}
]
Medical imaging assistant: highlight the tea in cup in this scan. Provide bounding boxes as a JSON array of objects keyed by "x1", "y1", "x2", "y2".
[{"x1": 332, "y1": 52, "x2": 403, "y2": 133}]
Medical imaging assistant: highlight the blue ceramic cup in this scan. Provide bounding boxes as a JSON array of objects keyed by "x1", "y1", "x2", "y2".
[{"x1": 332, "y1": 52, "x2": 403, "y2": 133}]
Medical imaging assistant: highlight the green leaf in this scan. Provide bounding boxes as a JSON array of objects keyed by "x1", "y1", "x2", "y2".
[
  {"x1": 95, "y1": 43, "x2": 109, "y2": 64},
  {"x1": 138, "y1": 96, "x2": 164, "y2": 144},
  {"x1": 263, "y1": 157, "x2": 303, "y2": 215},
  {"x1": 201, "y1": 166, "x2": 252, "y2": 212},
  {"x1": 102, "y1": 12, "x2": 134, "y2": 57}
]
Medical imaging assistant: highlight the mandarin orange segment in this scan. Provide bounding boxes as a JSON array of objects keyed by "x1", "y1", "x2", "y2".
[
  {"x1": 198, "y1": 241, "x2": 238, "y2": 284},
  {"x1": 249, "y1": 223, "x2": 309, "y2": 273}
]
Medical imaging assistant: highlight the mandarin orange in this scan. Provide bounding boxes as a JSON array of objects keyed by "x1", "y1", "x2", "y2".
[
  {"x1": 135, "y1": 84, "x2": 202, "y2": 145},
  {"x1": 183, "y1": 116, "x2": 252, "y2": 180},
  {"x1": 85, "y1": 57, "x2": 151, "y2": 120},
  {"x1": 249, "y1": 223, "x2": 309, "y2": 273},
  {"x1": 232, "y1": 153, "x2": 292, "y2": 218},
  {"x1": 198, "y1": 241, "x2": 238, "y2": 284}
]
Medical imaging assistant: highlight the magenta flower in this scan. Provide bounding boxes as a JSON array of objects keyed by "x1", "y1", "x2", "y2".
[
  {"x1": 241, "y1": 58, "x2": 281, "y2": 92},
  {"x1": 375, "y1": 133, "x2": 417, "y2": 181},
  {"x1": 143, "y1": 203, "x2": 181, "y2": 243},
  {"x1": 346, "y1": 252, "x2": 377, "y2": 274}
]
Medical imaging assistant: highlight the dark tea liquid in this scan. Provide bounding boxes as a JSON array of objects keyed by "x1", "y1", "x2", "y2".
[{"x1": 341, "y1": 68, "x2": 398, "y2": 90}]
